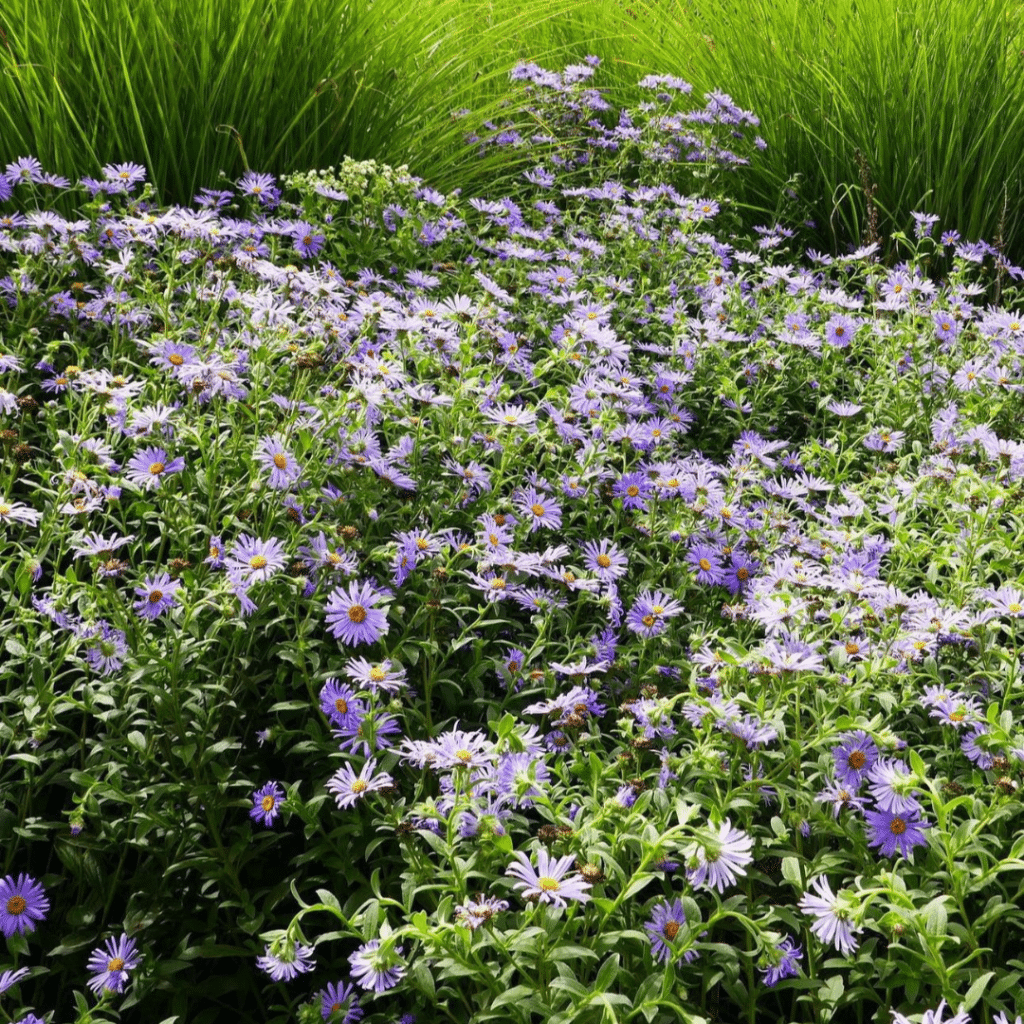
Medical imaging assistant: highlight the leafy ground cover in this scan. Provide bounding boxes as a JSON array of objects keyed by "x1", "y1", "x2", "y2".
[{"x1": 1, "y1": 55, "x2": 1024, "y2": 1024}]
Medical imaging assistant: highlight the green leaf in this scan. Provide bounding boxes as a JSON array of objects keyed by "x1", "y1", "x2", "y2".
[
  {"x1": 963, "y1": 971, "x2": 995, "y2": 1011},
  {"x1": 593, "y1": 952, "x2": 620, "y2": 993}
]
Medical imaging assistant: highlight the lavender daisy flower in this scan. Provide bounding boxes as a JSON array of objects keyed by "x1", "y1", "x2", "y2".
[
  {"x1": 686, "y1": 819, "x2": 754, "y2": 893},
  {"x1": 319, "y1": 979, "x2": 364, "y2": 1022},
  {"x1": 832, "y1": 730, "x2": 878, "y2": 789},
  {"x1": 325, "y1": 580, "x2": 390, "y2": 646},
  {"x1": 864, "y1": 806, "x2": 930, "y2": 858},
  {"x1": 0, "y1": 966, "x2": 29, "y2": 993},
  {"x1": 0, "y1": 873, "x2": 49, "y2": 937},
  {"x1": 348, "y1": 939, "x2": 406, "y2": 993},
  {"x1": 0, "y1": 498, "x2": 43, "y2": 527},
  {"x1": 506, "y1": 848, "x2": 592, "y2": 908},
  {"x1": 342, "y1": 657, "x2": 408, "y2": 694},
  {"x1": 798, "y1": 876, "x2": 862, "y2": 956},
  {"x1": 626, "y1": 589, "x2": 685, "y2": 639},
  {"x1": 124, "y1": 446, "x2": 185, "y2": 490},
  {"x1": 645, "y1": 898, "x2": 698, "y2": 965},
  {"x1": 580, "y1": 538, "x2": 628, "y2": 582},
  {"x1": 85, "y1": 622, "x2": 128, "y2": 676},
  {"x1": 866, "y1": 757, "x2": 920, "y2": 814},
  {"x1": 257, "y1": 938, "x2": 315, "y2": 981},
  {"x1": 86, "y1": 933, "x2": 142, "y2": 994},
  {"x1": 454, "y1": 894, "x2": 510, "y2": 930},
  {"x1": 759, "y1": 935, "x2": 802, "y2": 987},
  {"x1": 257, "y1": 436, "x2": 302, "y2": 490},
  {"x1": 516, "y1": 486, "x2": 562, "y2": 531},
  {"x1": 132, "y1": 572, "x2": 181, "y2": 620},
  {"x1": 292, "y1": 222, "x2": 325, "y2": 259},
  {"x1": 326, "y1": 759, "x2": 393, "y2": 809},
  {"x1": 687, "y1": 542, "x2": 725, "y2": 585},
  {"x1": 893, "y1": 1000, "x2": 970, "y2": 1024},
  {"x1": 318, "y1": 679, "x2": 366, "y2": 731},
  {"x1": 250, "y1": 782, "x2": 285, "y2": 827},
  {"x1": 224, "y1": 534, "x2": 287, "y2": 585}
]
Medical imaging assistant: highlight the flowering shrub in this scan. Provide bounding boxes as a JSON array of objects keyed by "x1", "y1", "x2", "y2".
[{"x1": 1, "y1": 58, "x2": 1024, "y2": 1024}]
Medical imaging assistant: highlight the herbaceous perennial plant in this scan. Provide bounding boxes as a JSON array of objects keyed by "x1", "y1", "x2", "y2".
[{"x1": 0, "y1": 55, "x2": 1023, "y2": 1024}]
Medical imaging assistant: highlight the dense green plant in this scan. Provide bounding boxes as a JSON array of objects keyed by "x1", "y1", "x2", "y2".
[{"x1": 1, "y1": 54, "x2": 1024, "y2": 1024}]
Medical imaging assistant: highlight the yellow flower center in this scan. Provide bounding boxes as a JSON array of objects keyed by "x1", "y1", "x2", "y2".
[
  {"x1": 597, "y1": 554, "x2": 612, "y2": 568},
  {"x1": 169, "y1": 353, "x2": 184, "y2": 365},
  {"x1": 370, "y1": 667, "x2": 386, "y2": 682},
  {"x1": 7, "y1": 895, "x2": 27, "y2": 915},
  {"x1": 273, "y1": 454, "x2": 288, "y2": 469},
  {"x1": 250, "y1": 555, "x2": 268, "y2": 569},
  {"x1": 531, "y1": 503, "x2": 546, "y2": 517},
  {"x1": 699, "y1": 558, "x2": 711, "y2": 571},
  {"x1": 538, "y1": 877, "x2": 561, "y2": 892},
  {"x1": 845, "y1": 642, "x2": 860, "y2": 655},
  {"x1": 335, "y1": 698, "x2": 348, "y2": 714},
  {"x1": 1010, "y1": 604, "x2": 1022, "y2": 614},
  {"x1": 456, "y1": 749, "x2": 472, "y2": 762},
  {"x1": 148, "y1": 591, "x2": 163, "y2": 603},
  {"x1": 149, "y1": 462, "x2": 165, "y2": 475},
  {"x1": 261, "y1": 795, "x2": 276, "y2": 812},
  {"x1": 626, "y1": 485, "x2": 640, "y2": 497},
  {"x1": 351, "y1": 780, "x2": 368, "y2": 793},
  {"x1": 348, "y1": 605, "x2": 367, "y2": 623},
  {"x1": 107, "y1": 957, "x2": 125, "y2": 971},
  {"x1": 0, "y1": 505, "x2": 9, "y2": 516},
  {"x1": 642, "y1": 614, "x2": 656, "y2": 628}
]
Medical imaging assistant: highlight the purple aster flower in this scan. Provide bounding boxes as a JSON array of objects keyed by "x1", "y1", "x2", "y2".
[
  {"x1": 85, "y1": 622, "x2": 128, "y2": 676},
  {"x1": 334, "y1": 709, "x2": 401, "y2": 758},
  {"x1": 612, "y1": 471, "x2": 653, "y2": 510},
  {"x1": 224, "y1": 534, "x2": 287, "y2": 585},
  {"x1": 132, "y1": 572, "x2": 181, "y2": 620},
  {"x1": 0, "y1": 873, "x2": 49, "y2": 937},
  {"x1": 893, "y1": 1000, "x2": 970, "y2": 1024},
  {"x1": 506, "y1": 847, "x2": 592, "y2": 908},
  {"x1": 86, "y1": 933, "x2": 142, "y2": 994},
  {"x1": 319, "y1": 979, "x2": 364, "y2": 1022},
  {"x1": 318, "y1": 679, "x2": 367, "y2": 731},
  {"x1": 293, "y1": 222, "x2": 325, "y2": 259},
  {"x1": 124, "y1": 446, "x2": 185, "y2": 490},
  {"x1": 798, "y1": 876, "x2": 862, "y2": 956},
  {"x1": 0, "y1": 498, "x2": 42, "y2": 527},
  {"x1": 866, "y1": 757, "x2": 920, "y2": 814},
  {"x1": 348, "y1": 939, "x2": 406, "y2": 993},
  {"x1": 0, "y1": 967, "x2": 29, "y2": 994},
  {"x1": 686, "y1": 819, "x2": 754, "y2": 893},
  {"x1": 645, "y1": 898, "x2": 698, "y2": 965},
  {"x1": 815, "y1": 778, "x2": 869, "y2": 818},
  {"x1": 516, "y1": 485, "x2": 562, "y2": 531},
  {"x1": 250, "y1": 782, "x2": 285, "y2": 827},
  {"x1": 864, "y1": 806, "x2": 930, "y2": 858},
  {"x1": 454, "y1": 894, "x2": 510, "y2": 930},
  {"x1": 325, "y1": 580, "x2": 390, "y2": 646},
  {"x1": 759, "y1": 935, "x2": 802, "y2": 987},
  {"x1": 580, "y1": 538, "x2": 628, "y2": 582},
  {"x1": 824, "y1": 314, "x2": 856, "y2": 347},
  {"x1": 326, "y1": 758, "x2": 393, "y2": 809},
  {"x1": 687, "y1": 542, "x2": 725, "y2": 585},
  {"x1": 342, "y1": 657, "x2": 408, "y2": 695},
  {"x1": 12, "y1": 1015, "x2": 46, "y2": 1024},
  {"x1": 626, "y1": 589, "x2": 685, "y2": 639},
  {"x1": 522, "y1": 685, "x2": 606, "y2": 726},
  {"x1": 238, "y1": 171, "x2": 281, "y2": 208},
  {"x1": 205, "y1": 535, "x2": 226, "y2": 569},
  {"x1": 257, "y1": 938, "x2": 315, "y2": 981},
  {"x1": 832, "y1": 730, "x2": 878, "y2": 789},
  {"x1": 257, "y1": 436, "x2": 302, "y2": 490},
  {"x1": 911, "y1": 211, "x2": 940, "y2": 239},
  {"x1": 864, "y1": 429, "x2": 906, "y2": 453}
]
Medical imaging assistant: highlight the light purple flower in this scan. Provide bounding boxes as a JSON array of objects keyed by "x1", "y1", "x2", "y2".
[
  {"x1": 224, "y1": 534, "x2": 287, "y2": 585},
  {"x1": 250, "y1": 782, "x2": 285, "y2": 827},
  {"x1": 506, "y1": 847, "x2": 592, "y2": 908},
  {"x1": 257, "y1": 938, "x2": 315, "y2": 981},
  {"x1": 645, "y1": 898, "x2": 698, "y2": 965},
  {"x1": 348, "y1": 939, "x2": 405, "y2": 993},
  {"x1": 86, "y1": 933, "x2": 141, "y2": 994},
  {"x1": 0, "y1": 874, "x2": 49, "y2": 939},
  {"x1": 326, "y1": 759, "x2": 393, "y2": 809},
  {"x1": 124, "y1": 446, "x2": 185, "y2": 490},
  {"x1": 0, "y1": 498, "x2": 42, "y2": 527},
  {"x1": 257, "y1": 436, "x2": 302, "y2": 490},
  {"x1": 325, "y1": 581, "x2": 390, "y2": 647},
  {"x1": 798, "y1": 876, "x2": 861, "y2": 956},
  {"x1": 132, "y1": 572, "x2": 181, "y2": 620},
  {"x1": 759, "y1": 935, "x2": 802, "y2": 987},
  {"x1": 686, "y1": 819, "x2": 754, "y2": 893},
  {"x1": 864, "y1": 806, "x2": 930, "y2": 858},
  {"x1": 0, "y1": 966, "x2": 29, "y2": 994}
]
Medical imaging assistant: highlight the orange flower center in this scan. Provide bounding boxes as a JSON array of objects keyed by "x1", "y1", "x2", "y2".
[
  {"x1": 663, "y1": 920, "x2": 680, "y2": 940},
  {"x1": 848, "y1": 750, "x2": 867, "y2": 769},
  {"x1": 889, "y1": 817, "x2": 906, "y2": 835},
  {"x1": 148, "y1": 591, "x2": 163, "y2": 603},
  {"x1": 348, "y1": 605, "x2": 367, "y2": 623},
  {"x1": 597, "y1": 554, "x2": 612, "y2": 568},
  {"x1": 6, "y1": 895, "x2": 27, "y2": 915},
  {"x1": 107, "y1": 957, "x2": 125, "y2": 971},
  {"x1": 261, "y1": 795, "x2": 276, "y2": 812},
  {"x1": 699, "y1": 559, "x2": 711, "y2": 571},
  {"x1": 273, "y1": 454, "x2": 288, "y2": 469},
  {"x1": 149, "y1": 462, "x2": 165, "y2": 475}
]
